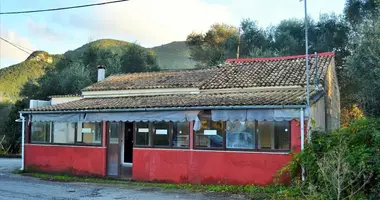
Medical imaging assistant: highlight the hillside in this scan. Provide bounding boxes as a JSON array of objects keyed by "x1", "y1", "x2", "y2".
[
  {"x1": 0, "y1": 39, "x2": 195, "y2": 102},
  {"x1": 0, "y1": 51, "x2": 61, "y2": 102}
]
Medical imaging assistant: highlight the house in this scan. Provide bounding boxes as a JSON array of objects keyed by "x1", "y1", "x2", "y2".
[{"x1": 19, "y1": 52, "x2": 340, "y2": 185}]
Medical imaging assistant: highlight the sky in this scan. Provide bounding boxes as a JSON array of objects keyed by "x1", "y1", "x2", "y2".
[{"x1": 0, "y1": 0, "x2": 346, "y2": 68}]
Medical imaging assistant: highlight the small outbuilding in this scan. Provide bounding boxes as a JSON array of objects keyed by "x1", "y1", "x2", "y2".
[{"x1": 20, "y1": 52, "x2": 340, "y2": 185}]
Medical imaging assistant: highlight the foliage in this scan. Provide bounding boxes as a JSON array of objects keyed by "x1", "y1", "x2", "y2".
[
  {"x1": 340, "y1": 104, "x2": 365, "y2": 127},
  {"x1": 278, "y1": 118, "x2": 380, "y2": 199},
  {"x1": 345, "y1": 0, "x2": 380, "y2": 26},
  {"x1": 186, "y1": 23, "x2": 239, "y2": 68},
  {"x1": 151, "y1": 41, "x2": 196, "y2": 69},
  {"x1": 2, "y1": 99, "x2": 28, "y2": 154},
  {"x1": 345, "y1": 16, "x2": 380, "y2": 116}
]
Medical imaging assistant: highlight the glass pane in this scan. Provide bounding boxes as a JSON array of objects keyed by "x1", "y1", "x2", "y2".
[
  {"x1": 31, "y1": 122, "x2": 50, "y2": 143},
  {"x1": 226, "y1": 121, "x2": 255, "y2": 149},
  {"x1": 136, "y1": 122, "x2": 150, "y2": 146},
  {"x1": 52, "y1": 122, "x2": 75, "y2": 144},
  {"x1": 275, "y1": 121, "x2": 290, "y2": 150},
  {"x1": 195, "y1": 115, "x2": 224, "y2": 148},
  {"x1": 173, "y1": 122, "x2": 190, "y2": 148},
  {"x1": 77, "y1": 122, "x2": 102, "y2": 145},
  {"x1": 258, "y1": 121, "x2": 274, "y2": 149},
  {"x1": 153, "y1": 122, "x2": 170, "y2": 146},
  {"x1": 109, "y1": 122, "x2": 119, "y2": 144}
]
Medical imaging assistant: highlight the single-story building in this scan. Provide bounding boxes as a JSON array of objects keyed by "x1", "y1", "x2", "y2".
[{"x1": 19, "y1": 52, "x2": 340, "y2": 185}]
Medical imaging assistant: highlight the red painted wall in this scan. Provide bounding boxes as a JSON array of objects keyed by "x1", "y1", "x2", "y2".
[
  {"x1": 133, "y1": 120, "x2": 302, "y2": 185},
  {"x1": 24, "y1": 144, "x2": 106, "y2": 176},
  {"x1": 133, "y1": 149, "x2": 292, "y2": 185}
]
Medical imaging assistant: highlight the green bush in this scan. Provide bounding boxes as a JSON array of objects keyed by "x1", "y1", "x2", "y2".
[{"x1": 278, "y1": 118, "x2": 380, "y2": 199}]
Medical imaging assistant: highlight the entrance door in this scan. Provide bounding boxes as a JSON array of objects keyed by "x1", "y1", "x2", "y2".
[
  {"x1": 123, "y1": 122, "x2": 134, "y2": 163},
  {"x1": 107, "y1": 122, "x2": 120, "y2": 176}
]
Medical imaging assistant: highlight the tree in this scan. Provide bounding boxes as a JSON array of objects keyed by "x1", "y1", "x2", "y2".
[
  {"x1": 186, "y1": 23, "x2": 239, "y2": 68},
  {"x1": 345, "y1": 16, "x2": 380, "y2": 116},
  {"x1": 345, "y1": 0, "x2": 380, "y2": 26}
]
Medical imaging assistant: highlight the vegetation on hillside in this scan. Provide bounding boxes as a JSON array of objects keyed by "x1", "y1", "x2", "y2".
[{"x1": 0, "y1": 52, "x2": 61, "y2": 102}]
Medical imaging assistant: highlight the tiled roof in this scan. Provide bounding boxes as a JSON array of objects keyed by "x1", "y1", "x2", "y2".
[
  {"x1": 83, "y1": 52, "x2": 334, "y2": 91},
  {"x1": 26, "y1": 88, "x2": 321, "y2": 112},
  {"x1": 83, "y1": 68, "x2": 218, "y2": 91},
  {"x1": 201, "y1": 52, "x2": 333, "y2": 89}
]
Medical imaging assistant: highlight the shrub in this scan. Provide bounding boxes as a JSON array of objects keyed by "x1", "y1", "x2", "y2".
[{"x1": 278, "y1": 118, "x2": 380, "y2": 199}]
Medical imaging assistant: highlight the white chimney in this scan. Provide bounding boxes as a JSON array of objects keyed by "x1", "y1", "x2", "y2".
[{"x1": 97, "y1": 65, "x2": 105, "y2": 82}]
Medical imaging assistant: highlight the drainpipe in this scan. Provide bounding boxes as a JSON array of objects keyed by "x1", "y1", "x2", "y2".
[
  {"x1": 300, "y1": 108, "x2": 305, "y2": 181},
  {"x1": 20, "y1": 113, "x2": 25, "y2": 171}
]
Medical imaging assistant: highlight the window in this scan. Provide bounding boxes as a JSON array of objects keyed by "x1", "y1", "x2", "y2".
[
  {"x1": 135, "y1": 121, "x2": 190, "y2": 148},
  {"x1": 30, "y1": 122, "x2": 103, "y2": 146},
  {"x1": 136, "y1": 122, "x2": 150, "y2": 146},
  {"x1": 194, "y1": 111, "x2": 225, "y2": 149},
  {"x1": 226, "y1": 121, "x2": 255, "y2": 149},
  {"x1": 274, "y1": 121, "x2": 290, "y2": 150},
  {"x1": 109, "y1": 122, "x2": 120, "y2": 144},
  {"x1": 52, "y1": 122, "x2": 76, "y2": 144},
  {"x1": 152, "y1": 121, "x2": 170, "y2": 146},
  {"x1": 76, "y1": 122, "x2": 102, "y2": 145},
  {"x1": 258, "y1": 121, "x2": 290, "y2": 150},
  {"x1": 31, "y1": 122, "x2": 51, "y2": 143},
  {"x1": 172, "y1": 122, "x2": 190, "y2": 148}
]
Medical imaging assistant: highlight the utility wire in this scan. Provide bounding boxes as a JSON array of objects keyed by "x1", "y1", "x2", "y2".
[
  {"x1": 0, "y1": 36, "x2": 33, "y2": 55},
  {"x1": 0, "y1": 0, "x2": 129, "y2": 15}
]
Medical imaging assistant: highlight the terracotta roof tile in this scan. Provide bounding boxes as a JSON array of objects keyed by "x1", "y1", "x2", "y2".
[
  {"x1": 83, "y1": 68, "x2": 217, "y2": 91},
  {"x1": 201, "y1": 53, "x2": 333, "y2": 89},
  {"x1": 26, "y1": 88, "x2": 321, "y2": 112},
  {"x1": 82, "y1": 52, "x2": 333, "y2": 91}
]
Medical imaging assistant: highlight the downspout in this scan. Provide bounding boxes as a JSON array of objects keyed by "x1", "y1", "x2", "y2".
[
  {"x1": 300, "y1": 108, "x2": 305, "y2": 181},
  {"x1": 20, "y1": 113, "x2": 25, "y2": 171}
]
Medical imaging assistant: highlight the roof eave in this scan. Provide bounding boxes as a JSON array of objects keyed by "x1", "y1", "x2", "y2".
[{"x1": 20, "y1": 104, "x2": 307, "y2": 114}]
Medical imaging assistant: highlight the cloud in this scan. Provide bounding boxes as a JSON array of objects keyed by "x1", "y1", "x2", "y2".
[
  {"x1": 64, "y1": 0, "x2": 235, "y2": 47},
  {"x1": 0, "y1": 26, "x2": 36, "y2": 62},
  {"x1": 27, "y1": 19, "x2": 67, "y2": 41}
]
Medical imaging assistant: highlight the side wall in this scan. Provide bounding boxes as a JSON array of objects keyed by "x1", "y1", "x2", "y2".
[
  {"x1": 24, "y1": 144, "x2": 107, "y2": 176},
  {"x1": 310, "y1": 98, "x2": 326, "y2": 131},
  {"x1": 132, "y1": 119, "x2": 302, "y2": 185},
  {"x1": 324, "y1": 59, "x2": 341, "y2": 131}
]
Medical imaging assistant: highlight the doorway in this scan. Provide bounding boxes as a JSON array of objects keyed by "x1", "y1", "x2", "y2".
[
  {"x1": 120, "y1": 122, "x2": 133, "y2": 178},
  {"x1": 123, "y1": 122, "x2": 134, "y2": 164}
]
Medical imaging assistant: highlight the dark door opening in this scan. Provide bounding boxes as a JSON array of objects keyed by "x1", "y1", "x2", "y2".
[{"x1": 124, "y1": 122, "x2": 133, "y2": 163}]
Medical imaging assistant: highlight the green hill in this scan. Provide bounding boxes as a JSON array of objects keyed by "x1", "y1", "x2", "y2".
[
  {"x1": 0, "y1": 51, "x2": 61, "y2": 102},
  {"x1": 0, "y1": 39, "x2": 195, "y2": 102}
]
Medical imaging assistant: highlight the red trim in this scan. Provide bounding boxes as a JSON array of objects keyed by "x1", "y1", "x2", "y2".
[{"x1": 226, "y1": 52, "x2": 334, "y2": 63}]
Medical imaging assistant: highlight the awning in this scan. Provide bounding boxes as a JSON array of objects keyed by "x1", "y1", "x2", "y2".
[
  {"x1": 31, "y1": 110, "x2": 200, "y2": 123},
  {"x1": 211, "y1": 109, "x2": 302, "y2": 121}
]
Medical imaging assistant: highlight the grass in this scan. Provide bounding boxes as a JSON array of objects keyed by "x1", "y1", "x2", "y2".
[{"x1": 14, "y1": 170, "x2": 301, "y2": 200}]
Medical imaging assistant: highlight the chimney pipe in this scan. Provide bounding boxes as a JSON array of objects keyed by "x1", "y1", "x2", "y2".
[{"x1": 97, "y1": 65, "x2": 105, "y2": 82}]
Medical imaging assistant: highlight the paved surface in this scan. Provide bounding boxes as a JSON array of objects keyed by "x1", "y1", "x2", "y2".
[
  {"x1": 0, "y1": 158, "x2": 21, "y2": 173},
  {"x1": 0, "y1": 158, "x2": 248, "y2": 200}
]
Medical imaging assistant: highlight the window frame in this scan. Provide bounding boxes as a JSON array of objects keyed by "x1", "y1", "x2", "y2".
[
  {"x1": 172, "y1": 121, "x2": 191, "y2": 149},
  {"x1": 133, "y1": 121, "x2": 191, "y2": 149},
  {"x1": 195, "y1": 120, "x2": 292, "y2": 153},
  {"x1": 29, "y1": 122, "x2": 103, "y2": 147}
]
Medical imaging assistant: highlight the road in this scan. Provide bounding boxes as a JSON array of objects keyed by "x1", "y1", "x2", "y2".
[{"x1": 0, "y1": 158, "x2": 247, "y2": 200}]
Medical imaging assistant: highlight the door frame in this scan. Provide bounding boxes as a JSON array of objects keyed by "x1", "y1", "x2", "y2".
[
  {"x1": 121, "y1": 122, "x2": 133, "y2": 167},
  {"x1": 105, "y1": 122, "x2": 122, "y2": 176}
]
